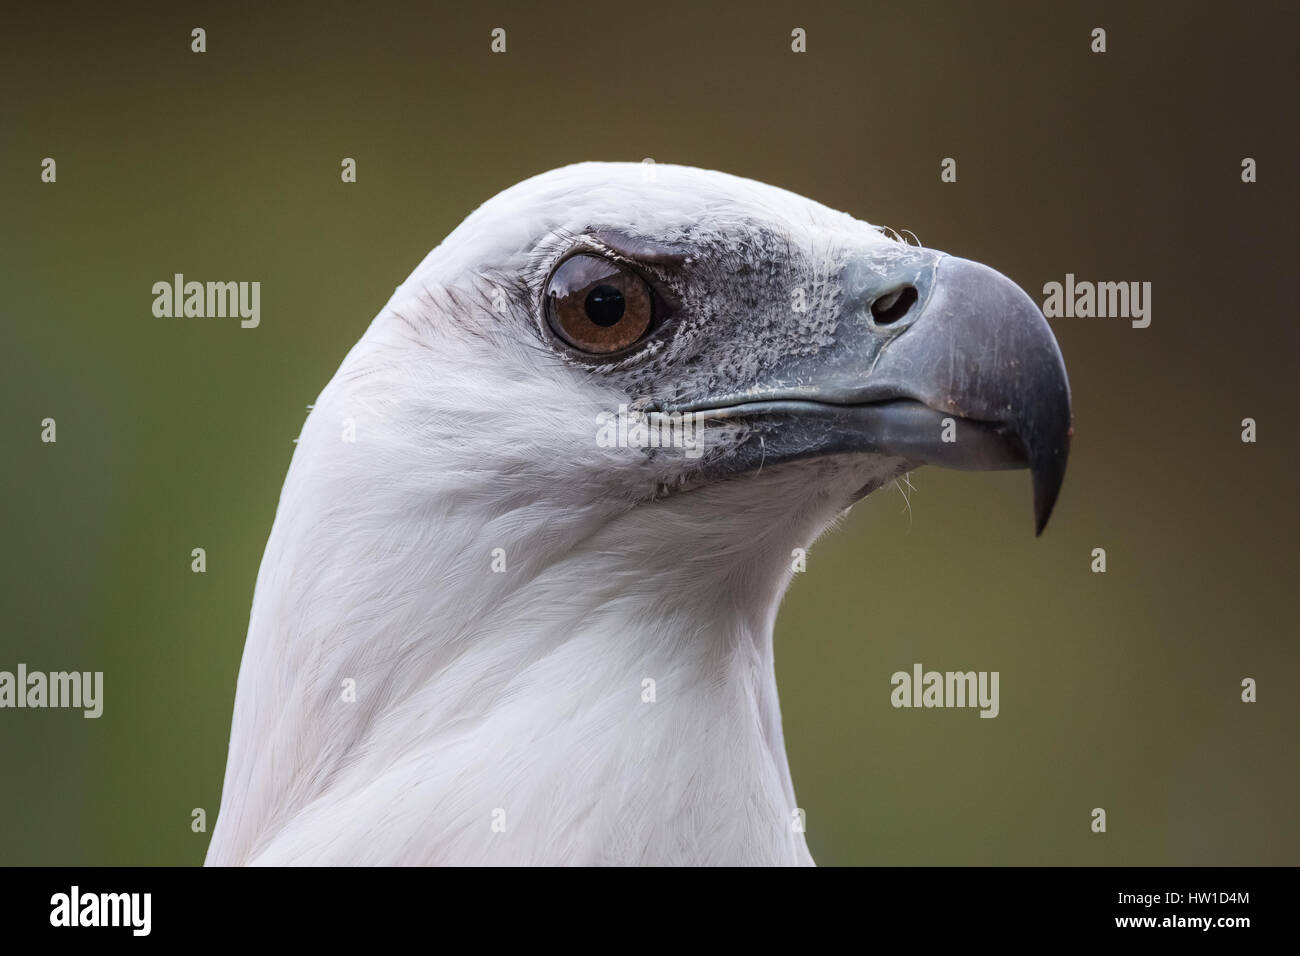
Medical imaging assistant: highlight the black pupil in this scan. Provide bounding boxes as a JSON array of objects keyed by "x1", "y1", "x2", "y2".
[{"x1": 585, "y1": 285, "x2": 625, "y2": 326}]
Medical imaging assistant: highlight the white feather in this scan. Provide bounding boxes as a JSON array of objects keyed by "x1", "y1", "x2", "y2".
[{"x1": 206, "y1": 163, "x2": 905, "y2": 865}]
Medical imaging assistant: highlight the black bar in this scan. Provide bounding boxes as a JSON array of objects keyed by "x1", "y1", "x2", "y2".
[{"x1": 0, "y1": 866, "x2": 1288, "y2": 941}]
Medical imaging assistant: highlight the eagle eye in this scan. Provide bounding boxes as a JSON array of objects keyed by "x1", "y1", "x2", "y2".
[{"x1": 545, "y1": 254, "x2": 654, "y2": 354}]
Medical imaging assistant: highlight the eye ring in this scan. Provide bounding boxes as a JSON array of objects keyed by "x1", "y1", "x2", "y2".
[{"x1": 544, "y1": 254, "x2": 656, "y2": 355}]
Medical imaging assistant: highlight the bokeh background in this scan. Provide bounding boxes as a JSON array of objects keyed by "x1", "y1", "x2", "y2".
[{"x1": 2, "y1": 0, "x2": 1296, "y2": 865}]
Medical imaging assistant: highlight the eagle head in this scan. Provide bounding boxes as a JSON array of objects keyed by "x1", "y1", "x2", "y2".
[
  {"x1": 370, "y1": 161, "x2": 1068, "y2": 533},
  {"x1": 208, "y1": 162, "x2": 1071, "y2": 866}
]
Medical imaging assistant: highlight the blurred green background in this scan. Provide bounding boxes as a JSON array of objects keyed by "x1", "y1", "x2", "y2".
[{"x1": 2, "y1": 0, "x2": 1296, "y2": 865}]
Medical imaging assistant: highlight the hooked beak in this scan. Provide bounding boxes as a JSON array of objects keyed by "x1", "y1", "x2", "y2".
[{"x1": 666, "y1": 255, "x2": 1073, "y2": 534}]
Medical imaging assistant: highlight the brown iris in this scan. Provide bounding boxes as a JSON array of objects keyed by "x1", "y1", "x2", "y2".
[{"x1": 544, "y1": 254, "x2": 654, "y2": 354}]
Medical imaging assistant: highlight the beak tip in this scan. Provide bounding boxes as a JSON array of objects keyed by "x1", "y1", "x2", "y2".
[
  {"x1": 1033, "y1": 499, "x2": 1051, "y2": 536},
  {"x1": 1030, "y1": 445, "x2": 1069, "y2": 537}
]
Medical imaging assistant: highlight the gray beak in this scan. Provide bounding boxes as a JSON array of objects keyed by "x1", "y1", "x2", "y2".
[
  {"x1": 854, "y1": 256, "x2": 1072, "y2": 534},
  {"x1": 667, "y1": 254, "x2": 1073, "y2": 534}
]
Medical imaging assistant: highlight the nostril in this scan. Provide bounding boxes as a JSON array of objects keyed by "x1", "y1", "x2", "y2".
[{"x1": 870, "y1": 285, "x2": 919, "y2": 326}]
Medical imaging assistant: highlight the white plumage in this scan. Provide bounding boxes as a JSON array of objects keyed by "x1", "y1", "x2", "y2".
[{"x1": 206, "y1": 162, "x2": 1069, "y2": 866}]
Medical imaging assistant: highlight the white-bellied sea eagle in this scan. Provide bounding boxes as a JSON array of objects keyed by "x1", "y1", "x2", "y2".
[{"x1": 206, "y1": 162, "x2": 1071, "y2": 866}]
